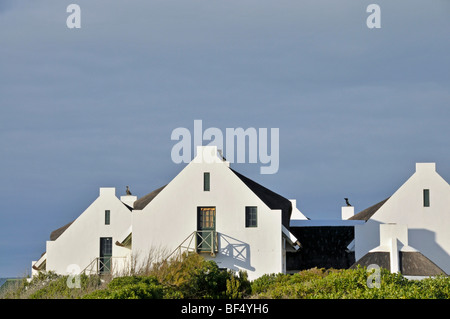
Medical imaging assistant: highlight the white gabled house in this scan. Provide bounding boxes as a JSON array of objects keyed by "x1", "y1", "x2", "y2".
[
  {"x1": 34, "y1": 151, "x2": 449, "y2": 280},
  {"x1": 32, "y1": 146, "x2": 300, "y2": 280},
  {"x1": 128, "y1": 146, "x2": 300, "y2": 280},
  {"x1": 350, "y1": 163, "x2": 450, "y2": 277},
  {"x1": 32, "y1": 188, "x2": 135, "y2": 277}
]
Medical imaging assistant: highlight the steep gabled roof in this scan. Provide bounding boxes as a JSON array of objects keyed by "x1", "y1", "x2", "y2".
[
  {"x1": 349, "y1": 197, "x2": 390, "y2": 221},
  {"x1": 50, "y1": 194, "x2": 133, "y2": 241},
  {"x1": 50, "y1": 220, "x2": 74, "y2": 241},
  {"x1": 230, "y1": 168, "x2": 292, "y2": 228},
  {"x1": 133, "y1": 169, "x2": 293, "y2": 228},
  {"x1": 133, "y1": 185, "x2": 167, "y2": 210}
]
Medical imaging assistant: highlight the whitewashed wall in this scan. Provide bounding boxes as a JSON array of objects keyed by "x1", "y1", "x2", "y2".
[
  {"x1": 132, "y1": 146, "x2": 284, "y2": 280},
  {"x1": 44, "y1": 188, "x2": 132, "y2": 275},
  {"x1": 355, "y1": 163, "x2": 450, "y2": 274}
]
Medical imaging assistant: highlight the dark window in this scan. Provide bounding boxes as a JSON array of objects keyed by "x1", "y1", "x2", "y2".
[
  {"x1": 99, "y1": 237, "x2": 112, "y2": 274},
  {"x1": 204, "y1": 172, "x2": 210, "y2": 191},
  {"x1": 245, "y1": 206, "x2": 257, "y2": 228},
  {"x1": 423, "y1": 189, "x2": 430, "y2": 207},
  {"x1": 105, "y1": 210, "x2": 110, "y2": 225}
]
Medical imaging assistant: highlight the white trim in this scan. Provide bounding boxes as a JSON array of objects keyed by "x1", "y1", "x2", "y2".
[
  {"x1": 290, "y1": 219, "x2": 364, "y2": 227},
  {"x1": 282, "y1": 225, "x2": 300, "y2": 251}
]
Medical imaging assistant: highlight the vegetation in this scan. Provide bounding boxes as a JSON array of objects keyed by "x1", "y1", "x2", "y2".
[
  {"x1": 2, "y1": 254, "x2": 450, "y2": 299},
  {"x1": 251, "y1": 267, "x2": 450, "y2": 299}
]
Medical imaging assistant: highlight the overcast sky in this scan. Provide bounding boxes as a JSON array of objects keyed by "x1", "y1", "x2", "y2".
[{"x1": 0, "y1": 0, "x2": 449, "y2": 277}]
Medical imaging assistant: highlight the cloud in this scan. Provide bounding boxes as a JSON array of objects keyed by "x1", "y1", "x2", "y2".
[{"x1": 0, "y1": 0, "x2": 14, "y2": 14}]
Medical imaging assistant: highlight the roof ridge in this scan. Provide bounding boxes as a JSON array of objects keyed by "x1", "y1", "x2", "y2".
[
  {"x1": 50, "y1": 220, "x2": 75, "y2": 241},
  {"x1": 349, "y1": 197, "x2": 390, "y2": 221},
  {"x1": 230, "y1": 168, "x2": 292, "y2": 228},
  {"x1": 133, "y1": 185, "x2": 167, "y2": 210}
]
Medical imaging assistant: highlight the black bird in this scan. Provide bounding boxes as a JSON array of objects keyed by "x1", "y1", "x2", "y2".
[
  {"x1": 344, "y1": 198, "x2": 352, "y2": 206},
  {"x1": 126, "y1": 186, "x2": 132, "y2": 195}
]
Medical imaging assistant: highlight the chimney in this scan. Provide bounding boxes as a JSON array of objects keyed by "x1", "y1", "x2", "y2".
[
  {"x1": 341, "y1": 206, "x2": 354, "y2": 220},
  {"x1": 194, "y1": 146, "x2": 223, "y2": 164},
  {"x1": 379, "y1": 224, "x2": 408, "y2": 273},
  {"x1": 415, "y1": 162, "x2": 436, "y2": 174},
  {"x1": 121, "y1": 195, "x2": 137, "y2": 208},
  {"x1": 99, "y1": 187, "x2": 116, "y2": 197}
]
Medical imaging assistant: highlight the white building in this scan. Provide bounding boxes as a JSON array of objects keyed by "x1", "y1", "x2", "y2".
[
  {"x1": 350, "y1": 163, "x2": 450, "y2": 276},
  {"x1": 32, "y1": 188, "x2": 135, "y2": 277},
  {"x1": 32, "y1": 146, "x2": 300, "y2": 280}
]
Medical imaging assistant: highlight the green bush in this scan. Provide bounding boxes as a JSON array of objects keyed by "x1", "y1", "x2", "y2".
[
  {"x1": 84, "y1": 276, "x2": 164, "y2": 299},
  {"x1": 4, "y1": 259, "x2": 450, "y2": 299},
  {"x1": 158, "y1": 253, "x2": 251, "y2": 299},
  {"x1": 251, "y1": 266, "x2": 450, "y2": 299},
  {"x1": 83, "y1": 254, "x2": 252, "y2": 299}
]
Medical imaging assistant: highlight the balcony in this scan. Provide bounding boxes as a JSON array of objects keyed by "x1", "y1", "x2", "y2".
[{"x1": 167, "y1": 230, "x2": 218, "y2": 261}]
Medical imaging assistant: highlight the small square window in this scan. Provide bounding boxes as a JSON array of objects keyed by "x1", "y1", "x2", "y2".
[
  {"x1": 423, "y1": 189, "x2": 430, "y2": 207},
  {"x1": 245, "y1": 206, "x2": 257, "y2": 228},
  {"x1": 105, "y1": 210, "x2": 110, "y2": 225},
  {"x1": 204, "y1": 172, "x2": 210, "y2": 191}
]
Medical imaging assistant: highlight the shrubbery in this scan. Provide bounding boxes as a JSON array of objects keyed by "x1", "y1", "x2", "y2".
[
  {"x1": 3, "y1": 255, "x2": 450, "y2": 299},
  {"x1": 83, "y1": 253, "x2": 251, "y2": 299},
  {"x1": 250, "y1": 266, "x2": 450, "y2": 299},
  {"x1": 84, "y1": 276, "x2": 164, "y2": 299},
  {"x1": 1, "y1": 271, "x2": 102, "y2": 299}
]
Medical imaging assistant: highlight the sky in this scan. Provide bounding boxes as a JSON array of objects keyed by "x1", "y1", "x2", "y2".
[{"x1": 0, "y1": 0, "x2": 449, "y2": 277}]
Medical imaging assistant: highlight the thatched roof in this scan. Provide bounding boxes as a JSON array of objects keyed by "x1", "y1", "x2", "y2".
[
  {"x1": 350, "y1": 251, "x2": 390, "y2": 270},
  {"x1": 231, "y1": 169, "x2": 292, "y2": 229},
  {"x1": 50, "y1": 221, "x2": 74, "y2": 241},
  {"x1": 133, "y1": 185, "x2": 167, "y2": 210},
  {"x1": 349, "y1": 197, "x2": 390, "y2": 221},
  {"x1": 350, "y1": 251, "x2": 447, "y2": 276},
  {"x1": 400, "y1": 251, "x2": 447, "y2": 276}
]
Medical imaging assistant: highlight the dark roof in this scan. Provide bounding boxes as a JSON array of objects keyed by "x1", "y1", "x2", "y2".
[
  {"x1": 349, "y1": 197, "x2": 390, "y2": 221},
  {"x1": 231, "y1": 169, "x2": 292, "y2": 228},
  {"x1": 350, "y1": 251, "x2": 447, "y2": 276},
  {"x1": 50, "y1": 221, "x2": 74, "y2": 241},
  {"x1": 122, "y1": 202, "x2": 133, "y2": 211},
  {"x1": 400, "y1": 251, "x2": 447, "y2": 276},
  {"x1": 350, "y1": 251, "x2": 390, "y2": 270},
  {"x1": 133, "y1": 185, "x2": 167, "y2": 210},
  {"x1": 287, "y1": 226, "x2": 355, "y2": 270}
]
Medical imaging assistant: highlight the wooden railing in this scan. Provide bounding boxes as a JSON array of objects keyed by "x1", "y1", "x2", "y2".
[
  {"x1": 165, "y1": 230, "x2": 218, "y2": 261},
  {"x1": 82, "y1": 256, "x2": 126, "y2": 275}
]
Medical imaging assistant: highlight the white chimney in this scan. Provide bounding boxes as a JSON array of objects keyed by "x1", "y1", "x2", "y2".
[
  {"x1": 99, "y1": 187, "x2": 116, "y2": 197},
  {"x1": 341, "y1": 206, "x2": 354, "y2": 220},
  {"x1": 121, "y1": 195, "x2": 137, "y2": 208},
  {"x1": 379, "y1": 224, "x2": 408, "y2": 274},
  {"x1": 194, "y1": 146, "x2": 223, "y2": 164},
  {"x1": 415, "y1": 162, "x2": 436, "y2": 174}
]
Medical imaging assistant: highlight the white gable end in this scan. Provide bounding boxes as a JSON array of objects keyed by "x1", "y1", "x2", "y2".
[
  {"x1": 44, "y1": 187, "x2": 132, "y2": 275},
  {"x1": 132, "y1": 146, "x2": 289, "y2": 280},
  {"x1": 354, "y1": 163, "x2": 450, "y2": 274}
]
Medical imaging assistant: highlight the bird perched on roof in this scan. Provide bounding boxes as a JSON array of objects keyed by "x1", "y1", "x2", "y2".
[
  {"x1": 126, "y1": 186, "x2": 132, "y2": 195},
  {"x1": 344, "y1": 198, "x2": 352, "y2": 206},
  {"x1": 218, "y1": 149, "x2": 226, "y2": 161}
]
